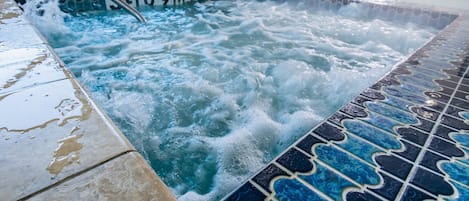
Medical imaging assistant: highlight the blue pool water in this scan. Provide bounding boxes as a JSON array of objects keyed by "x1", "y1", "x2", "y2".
[{"x1": 27, "y1": 0, "x2": 438, "y2": 200}]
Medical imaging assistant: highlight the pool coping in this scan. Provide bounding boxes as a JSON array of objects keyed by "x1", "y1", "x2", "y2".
[
  {"x1": 0, "y1": 0, "x2": 176, "y2": 200},
  {"x1": 1, "y1": 0, "x2": 468, "y2": 200}
]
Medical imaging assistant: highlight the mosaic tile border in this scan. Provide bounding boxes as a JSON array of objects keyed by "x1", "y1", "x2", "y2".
[{"x1": 224, "y1": 1, "x2": 469, "y2": 201}]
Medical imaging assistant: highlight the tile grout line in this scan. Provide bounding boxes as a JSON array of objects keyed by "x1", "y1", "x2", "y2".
[
  {"x1": 18, "y1": 150, "x2": 137, "y2": 201},
  {"x1": 394, "y1": 54, "x2": 469, "y2": 201}
]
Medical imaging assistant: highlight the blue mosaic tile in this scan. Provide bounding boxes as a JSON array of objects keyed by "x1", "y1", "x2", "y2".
[
  {"x1": 414, "y1": 71, "x2": 447, "y2": 82},
  {"x1": 370, "y1": 76, "x2": 400, "y2": 90},
  {"x1": 424, "y1": 91, "x2": 451, "y2": 103},
  {"x1": 429, "y1": 137, "x2": 464, "y2": 158},
  {"x1": 344, "y1": 120, "x2": 401, "y2": 150},
  {"x1": 435, "y1": 125, "x2": 458, "y2": 142},
  {"x1": 252, "y1": 164, "x2": 289, "y2": 193},
  {"x1": 384, "y1": 86, "x2": 427, "y2": 104},
  {"x1": 407, "y1": 65, "x2": 447, "y2": 78},
  {"x1": 446, "y1": 105, "x2": 465, "y2": 119},
  {"x1": 452, "y1": 132, "x2": 469, "y2": 148},
  {"x1": 345, "y1": 191, "x2": 381, "y2": 201},
  {"x1": 420, "y1": 150, "x2": 448, "y2": 174},
  {"x1": 395, "y1": 141, "x2": 421, "y2": 162},
  {"x1": 300, "y1": 162, "x2": 357, "y2": 201},
  {"x1": 401, "y1": 186, "x2": 435, "y2": 201},
  {"x1": 276, "y1": 148, "x2": 314, "y2": 173},
  {"x1": 225, "y1": 182, "x2": 266, "y2": 201},
  {"x1": 441, "y1": 161, "x2": 469, "y2": 186},
  {"x1": 455, "y1": 91, "x2": 469, "y2": 100},
  {"x1": 340, "y1": 103, "x2": 368, "y2": 118},
  {"x1": 273, "y1": 178, "x2": 327, "y2": 201},
  {"x1": 315, "y1": 145, "x2": 380, "y2": 185},
  {"x1": 363, "y1": 112, "x2": 400, "y2": 134},
  {"x1": 366, "y1": 102, "x2": 417, "y2": 125},
  {"x1": 436, "y1": 79, "x2": 459, "y2": 89},
  {"x1": 411, "y1": 167, "x2": 454, "y2": 196},
  {"x1": 361, "y1": 89, "x2": 386, "y2": 100},
  {"x1": 458, "y1": 84, "x2": 469, "y2": 92},
  {"x1": 449, "y1": 181, "x2": 469, "y2": 201},
  {"x1": 399, "y1": 81, "x2": 427, "y2": 94},
  {"x1": 399, "y1": 76, "x2": 440, "y2": 90},
  {"x1": 411, "y1": 106, "x2": 440, "y2": 121},
  {"x1": 327, "y1": 112, "x2": 351, "y2": 127},
  {"x1": 376, "y1": 155, "x2": 412, "y2": 179},
  {"x1": 337, "y1": 133, "x2": 383, "y2": 165},
  {"x1": 312, "y1": 122, "x2": 345, "y2": 141},
  {"x1": 352, "y1": 96, "x2": 372, "y2": 107},
  {"x1": 412, "y1": 117, "x2": 435, "y2": 133},
  {"x1": 456, "y1": 147, "x2": 469, "y2": 166},
  {"x1": 382, "y1": 95, "x2": 414, "y2": 112},
  {"x1": 296, "y1": 134, "x2": 324, "y2": 155},
  {"x1": 460, "y1": 111, "x2": 469, "y2": 120},
  {"x1": 451, "y1": 98, "x2": 469, "y2": 110},
  {"x1": 441, "y1": 115, "x2": 469, "y2": 130},
  {"x1": 437, "y1": 86, "x2": 455, "y2": 96},
  {"x1": 371, "y1": 173, "x2": 402, "y2": 200}
]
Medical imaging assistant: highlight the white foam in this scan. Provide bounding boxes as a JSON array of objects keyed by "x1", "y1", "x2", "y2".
[{"x1": 32, "y1": 0, "x2": 438, "y2": 200}]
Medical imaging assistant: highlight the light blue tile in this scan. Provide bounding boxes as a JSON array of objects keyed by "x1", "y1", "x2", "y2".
[
  {"x1": 315, "y1": 145, "x2": 380, "y2": 185},
  {"x1": 343, "y1": 120, "x2": 401, "y2": 150},
  {"x1": 274, "y1": 178, "x2": 327, "y2": 201},
  {"x1": 363, "y1": 111, "x2": 401, "y2": 133},
  {"x1": 366, "y1": 102, "x2": 417, "y2": 125},
  {"x1": 382, "y1": 95, "x2": 414, "y2": 112},
  {"x1": 337, "y1": 133, "x2": 383, "y2": 164},
  {"x1": 399, "y1": 76, "x2": 440, "y2": 90},
  {"x1": 452, "y1": 133, "x2": 469, "y2": 148},
  {"x1": 383, "y1": 87, "x2": 427, "y2": 104},
  {"x1": 441, "y1": 161, "x2": 469, "y2": 186},
  {"x1": 449, "y1": 181, "x2": 469, "y2": 201},
  {"x1": 300, "y1": 162, "x2": 357, "y2": 201}
]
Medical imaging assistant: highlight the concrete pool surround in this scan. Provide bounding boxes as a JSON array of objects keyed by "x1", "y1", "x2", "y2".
[{"x1": 0, "y1": 0, "x2": 468, "y2": 200}]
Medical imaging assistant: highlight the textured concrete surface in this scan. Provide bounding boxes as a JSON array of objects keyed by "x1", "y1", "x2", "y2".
[{"x1": 0, "y1": 0, "x2": 176, "y2": 200}]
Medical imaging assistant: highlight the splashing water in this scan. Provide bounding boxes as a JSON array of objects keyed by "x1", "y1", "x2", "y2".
[{"x1": 25, "y1": 1, "x2": 438, "y2": 200}]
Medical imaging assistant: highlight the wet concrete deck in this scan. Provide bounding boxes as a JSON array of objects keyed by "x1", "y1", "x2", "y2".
[{"x1": 0, "y1": 0, "x2": 175, "y2": 200}]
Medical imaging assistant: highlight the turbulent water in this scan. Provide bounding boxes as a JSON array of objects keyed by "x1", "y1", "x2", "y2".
[{"x1": 26, "y1": 0, "x2": 437, "y2": 200}]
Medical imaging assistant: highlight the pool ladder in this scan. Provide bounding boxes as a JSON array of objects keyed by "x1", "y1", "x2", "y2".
[{"x1": 111, "y1": 0, "x2": 147, "y2": 23}]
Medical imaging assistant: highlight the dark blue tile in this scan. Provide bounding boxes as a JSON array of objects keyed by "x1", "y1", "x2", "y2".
[
  {"x1": 429, "y1": 137, "x2": 464, "y2": 158},
  {"x1": 450, "y1": 98, "x2": 469, "y2": 110},
  {"x1": 441, "y1": 115, "x2": 469, "y2": 130},
  {"x1": 401, "y1": 186, "x2": 435, "y2": 201},
  {"x1": 411, "y1": 106, "x2": 440, "y2": 121},
  {"x1": 361, "y1": 89, "x2": 386, "y2": 100},
  {"x1": 436, "y1": 79, "x2": 458, "y2": 89},
  {"x1": 455, "y1": 90, "x2": 469, "y2": 100},
  {"x1": 420, "y1": 151, "x2": 447, "y2": 174},
  {"x1": 346, "y1": 191, "x2": 382, "y2": 201},
  {"x1": 276, "y1": 148, "x2": 314, "y2": 173},
  {"x1": 397, "y1": 127, "x2": 428, "y2": 146},
  {"x1": 444, "y1": 68, "x2": 466, "y2": 77},
  {"x1": 327, "y1": 112, "x2": 351, "y2": 127},
  {"x1": 312, "y1": 122, "x2": 345, "y2": 141},
  {"x1": 353, "y1": 96, "x2": 372, "y2": 107},
  {"x1": 458, "y1": 84, "x2": 469, "y2": 92},
  {"x1": 412, "y1": 117, "x2": 434, "y2": 133},
  {"x1": 273, "y1": 178, "x2": 327, "y2": 201},
  {"x1": 423, "y1": 98, "x2": 446, "y2": 112},
  {"x1": 424, "y1": 91, "x2": 451, "y2": 103},
  {"x1": 395, "y1": 141, "x2": 421, "y2": 162},
  {"x1": 371, "y1": 76, "x2": 400, "y2": 90},
  {"x1": 371, "y1": 173, "x2": 402, "y2": 200},
  {"x1": 376, "y1": 154, "x2": 412, "y2": 179},
  {"x1": 434, "y1": 125, "x2": 457, "y2": 142},
  {"x1": 340, "y1": 103, "x2": 368, "y2": 118},
  {"x1": 253, "y1": 164, "x2": 289, "y2": 193},
  {"x1": 225, "y1": 182, "x2": 266, "y2": 201},
  {"x1": 445, "y1": 105, "x2": 465, "y2": 119},
  {"x1": 296, "y1": 134, "x2": 324, "y2": 155},
  {"x1": 447, "y1": 74, "x2": 462, "y2": 84},
  {"x1": 411, "y1": 167, "x2": 454, "y2": 196},
  {"x1": 436, "y1": 86, "x2": 455, "y2": 96}
]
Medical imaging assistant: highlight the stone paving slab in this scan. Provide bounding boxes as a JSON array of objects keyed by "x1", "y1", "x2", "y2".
[{"x1": 28, "y1": 152, "x2": 176, "y2": 201}]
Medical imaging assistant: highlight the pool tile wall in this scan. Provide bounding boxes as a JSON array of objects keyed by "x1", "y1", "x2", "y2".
[{"x1": 225, "y1": 1, "x2": 469, "y2": 201}]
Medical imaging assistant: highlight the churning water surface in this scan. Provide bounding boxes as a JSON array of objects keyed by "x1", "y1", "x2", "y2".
[{"x1": 29, "y1": 0, "x2": 438, "y2": 200}]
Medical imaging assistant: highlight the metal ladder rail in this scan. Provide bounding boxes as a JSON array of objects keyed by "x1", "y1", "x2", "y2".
[{"x1": 111, "y1": 0, "x2": 147, "y2": 23}]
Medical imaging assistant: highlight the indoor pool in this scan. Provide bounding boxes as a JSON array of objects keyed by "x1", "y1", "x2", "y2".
[{"x1": 26, "y1": 0, "x2": 439, "y2": 200}]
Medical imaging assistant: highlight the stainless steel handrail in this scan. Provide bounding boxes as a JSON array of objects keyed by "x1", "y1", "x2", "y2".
[{"x1": 111, "y1": 0, "x2": 147, "y2": 23}]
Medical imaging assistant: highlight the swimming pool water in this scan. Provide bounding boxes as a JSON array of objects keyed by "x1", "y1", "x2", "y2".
[{"x1": 31, "y1": 0, "x2": 438, "y2": 200}]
